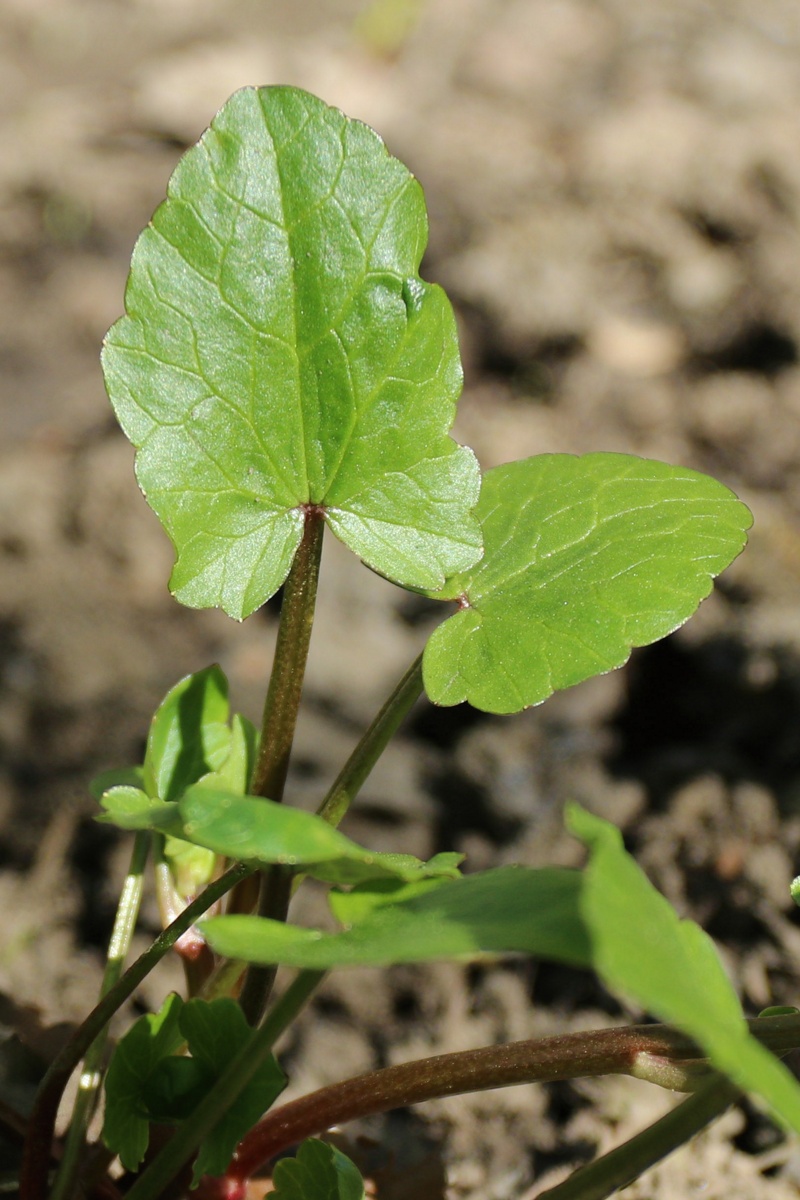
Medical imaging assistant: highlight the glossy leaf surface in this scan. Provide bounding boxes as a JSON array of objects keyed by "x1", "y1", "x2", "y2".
[
  {"x1": 102, "y1": 85, "x2": 481, "y2": 619},
  {"x1": 423, "y1": 454, "x2": 752, "y2": 713},
  {"x1": 271, "y1": 1138, "x2": 366, "y2": 1200}
]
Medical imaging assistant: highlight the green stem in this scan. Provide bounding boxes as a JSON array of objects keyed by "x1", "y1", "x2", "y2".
[
  {"x1": 534, "y1": 1076, "x2": 739, "y2": 1200},
  {"x1": 122, "y1": 969, "x2": 325, "y2": 1200},
  {"x1": 316, "y1": 653, "x2": 424, "y2": 828},
  {"x1": 251, "y1": 510, "x2": 324, "y2": 803},
  {"x1": 240, "y1": 511, "x2": 324, "y2": 1023},
  {"x1": 19, "y1": 861, "x2": 252, "y2": 1200},
  {"x1": 48, "y1": 832, "x2": 149, "y2": 1200}
]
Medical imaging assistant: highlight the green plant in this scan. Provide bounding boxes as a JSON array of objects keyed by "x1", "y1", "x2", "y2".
[{"x1": 13, "y1": 85, "x2": 800, "y2": 1200}]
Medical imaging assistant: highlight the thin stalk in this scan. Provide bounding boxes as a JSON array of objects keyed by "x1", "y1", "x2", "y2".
[
  {"x1": 48, "y1": 832, "x2": 149, "y2": 1200},
  {"x1": 251, "y1": 509, "x2": 325, "y2": 802},
  {"x1": 229, "y1": 1013, "x2": 800, "y2": 1180},
  {"x1": 239, "y1": 510, "x2": 325, "y2": 1023},
  {"x1": 315, "y1": 653, "x2": 424, "y2": 828},
  {"x1": 534, "y1": 1075, "x2": 739, "y2": 1200},
  {"x1": 121, "y1": 969, "x2": 325, "y2": 1200},
  {"x1": 19, "y1": 861, "x2": 252, "y2": 1200}
]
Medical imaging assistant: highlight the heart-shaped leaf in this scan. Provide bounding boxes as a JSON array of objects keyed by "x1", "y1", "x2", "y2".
[
  {"x1": 423, "y1": 453, "x2": 752, "y2": 713},
  {"x1": 102, "y1": 85, "x2": 481, "y2": 619}
]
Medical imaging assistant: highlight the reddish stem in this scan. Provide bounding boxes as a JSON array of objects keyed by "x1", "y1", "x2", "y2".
[{"x1": 227, "y1": 1012, "x2": 800, "y2": 1183}]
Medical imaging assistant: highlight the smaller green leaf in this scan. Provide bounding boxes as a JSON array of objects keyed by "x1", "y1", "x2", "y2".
[
  {"x1": 202, "y1": 867, "x2": 590, "y2": 969},
  {"x1": 570, "y1": 805, "x2": 800, "y2": 1135},
  {"x1": 177, "y1": 786, "x2": 463, "y2": 884},
  {"x1": 271, "y1": 1138, "x2": 366, "y2": 1200},
  {"x1": 89, "y1": 765, "x2": 145, "y2": 800},
  {"x1": 144, "y1": 666, "x2": 231, "y2": 801},
  {"x1": 179, "y1": 997, "x2": 285, "y2": 1183},
  {"x1": 97, "y1": 786, "x2": 183, "y2": 834},
  {"x1": 423, "y1": 454, "x2": 752, "y2": 713},
  {"x1": 102, "y1": 993, "x2": 185, "y2": 1170}
]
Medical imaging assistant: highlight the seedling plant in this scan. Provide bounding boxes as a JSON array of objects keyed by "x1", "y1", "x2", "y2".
[{"x1": 14, "y1": 86, "x2": 800, "y2": 1200}]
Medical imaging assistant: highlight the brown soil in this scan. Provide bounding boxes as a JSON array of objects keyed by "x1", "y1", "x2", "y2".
[{"x1": 3, "y1": 0, "x2": 800, "y2": 1196}]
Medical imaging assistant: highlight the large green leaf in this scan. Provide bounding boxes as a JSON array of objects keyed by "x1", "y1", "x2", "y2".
[
  {"x1": 423, "y1": 453, "x2": 752, "y2": 713},
  {"x1": 102, "y1": 85, "x2": 481, "y2": 619},
  {"x1": 271, "y1": 1139, "x2": 366, "y2": 1200},
  {"x1": 569, "y1": 806, "x2": 800, "y2": 1133},
  {"x1": 202, "y1": 867, "x2": 591, "y2": 968}
]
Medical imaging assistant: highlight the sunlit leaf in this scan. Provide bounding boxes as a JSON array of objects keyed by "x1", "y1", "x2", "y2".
[
  {"x1": 423, "y1": 454, "x2": 752, "y2": 713},
  {"x1": 102, "y1": 86, "x2": 481, "y2": 619}
]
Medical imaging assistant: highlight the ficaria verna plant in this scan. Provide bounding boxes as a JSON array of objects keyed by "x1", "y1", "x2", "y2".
[{"x1": 16, "y1": 85, "x2": 800, "y2": 1200}]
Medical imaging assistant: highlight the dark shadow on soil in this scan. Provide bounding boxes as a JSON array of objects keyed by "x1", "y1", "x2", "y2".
[{"x1": 607, "y1": 635, "x2": 800, "y2": 812}]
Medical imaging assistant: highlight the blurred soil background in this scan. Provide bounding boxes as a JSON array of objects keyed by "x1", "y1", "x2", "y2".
[{"x1": 5, "y1": 0, "x2": 800, "y2": 1195}]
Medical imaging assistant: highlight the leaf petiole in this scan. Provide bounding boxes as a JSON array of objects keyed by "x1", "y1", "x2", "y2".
[
  {"x1": 239, "y1": 509, "x2": 325, "y2": 1023},
  {"x1": 316, "y1": 652, "x2": 424, "y2": 829}
]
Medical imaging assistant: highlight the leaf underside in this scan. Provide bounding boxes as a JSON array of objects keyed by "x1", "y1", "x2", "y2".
[
  {"x1": 102, "y1": 85, "x2": 481, "y2": 618},
  {"x1": 423, "y1": 453, "x2": 753, "y2": 713}
]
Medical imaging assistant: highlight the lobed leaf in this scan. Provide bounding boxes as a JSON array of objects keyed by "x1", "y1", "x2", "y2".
[
  {"x1": 203, "y1": 803, "x2": 800, "y2": 1134},
  {"x1": 423, "y1": 453, "x2": 752, "y2": 713},
  {"x1": 271, "y1": 1138, "x2": 366, "y2": 1200},
  {"x1": 102, "y1": 85, "x2": 481, "y2": 619},
  {"x1": 103, "y1": 995, "x2": 285, "y2": 1182},
  {"x1": 102, "y1": 993, "x2": 185, "y2": 1171},
  {"x1": 179, "y1": 998, "x2": 285, "y2": 1184}
]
